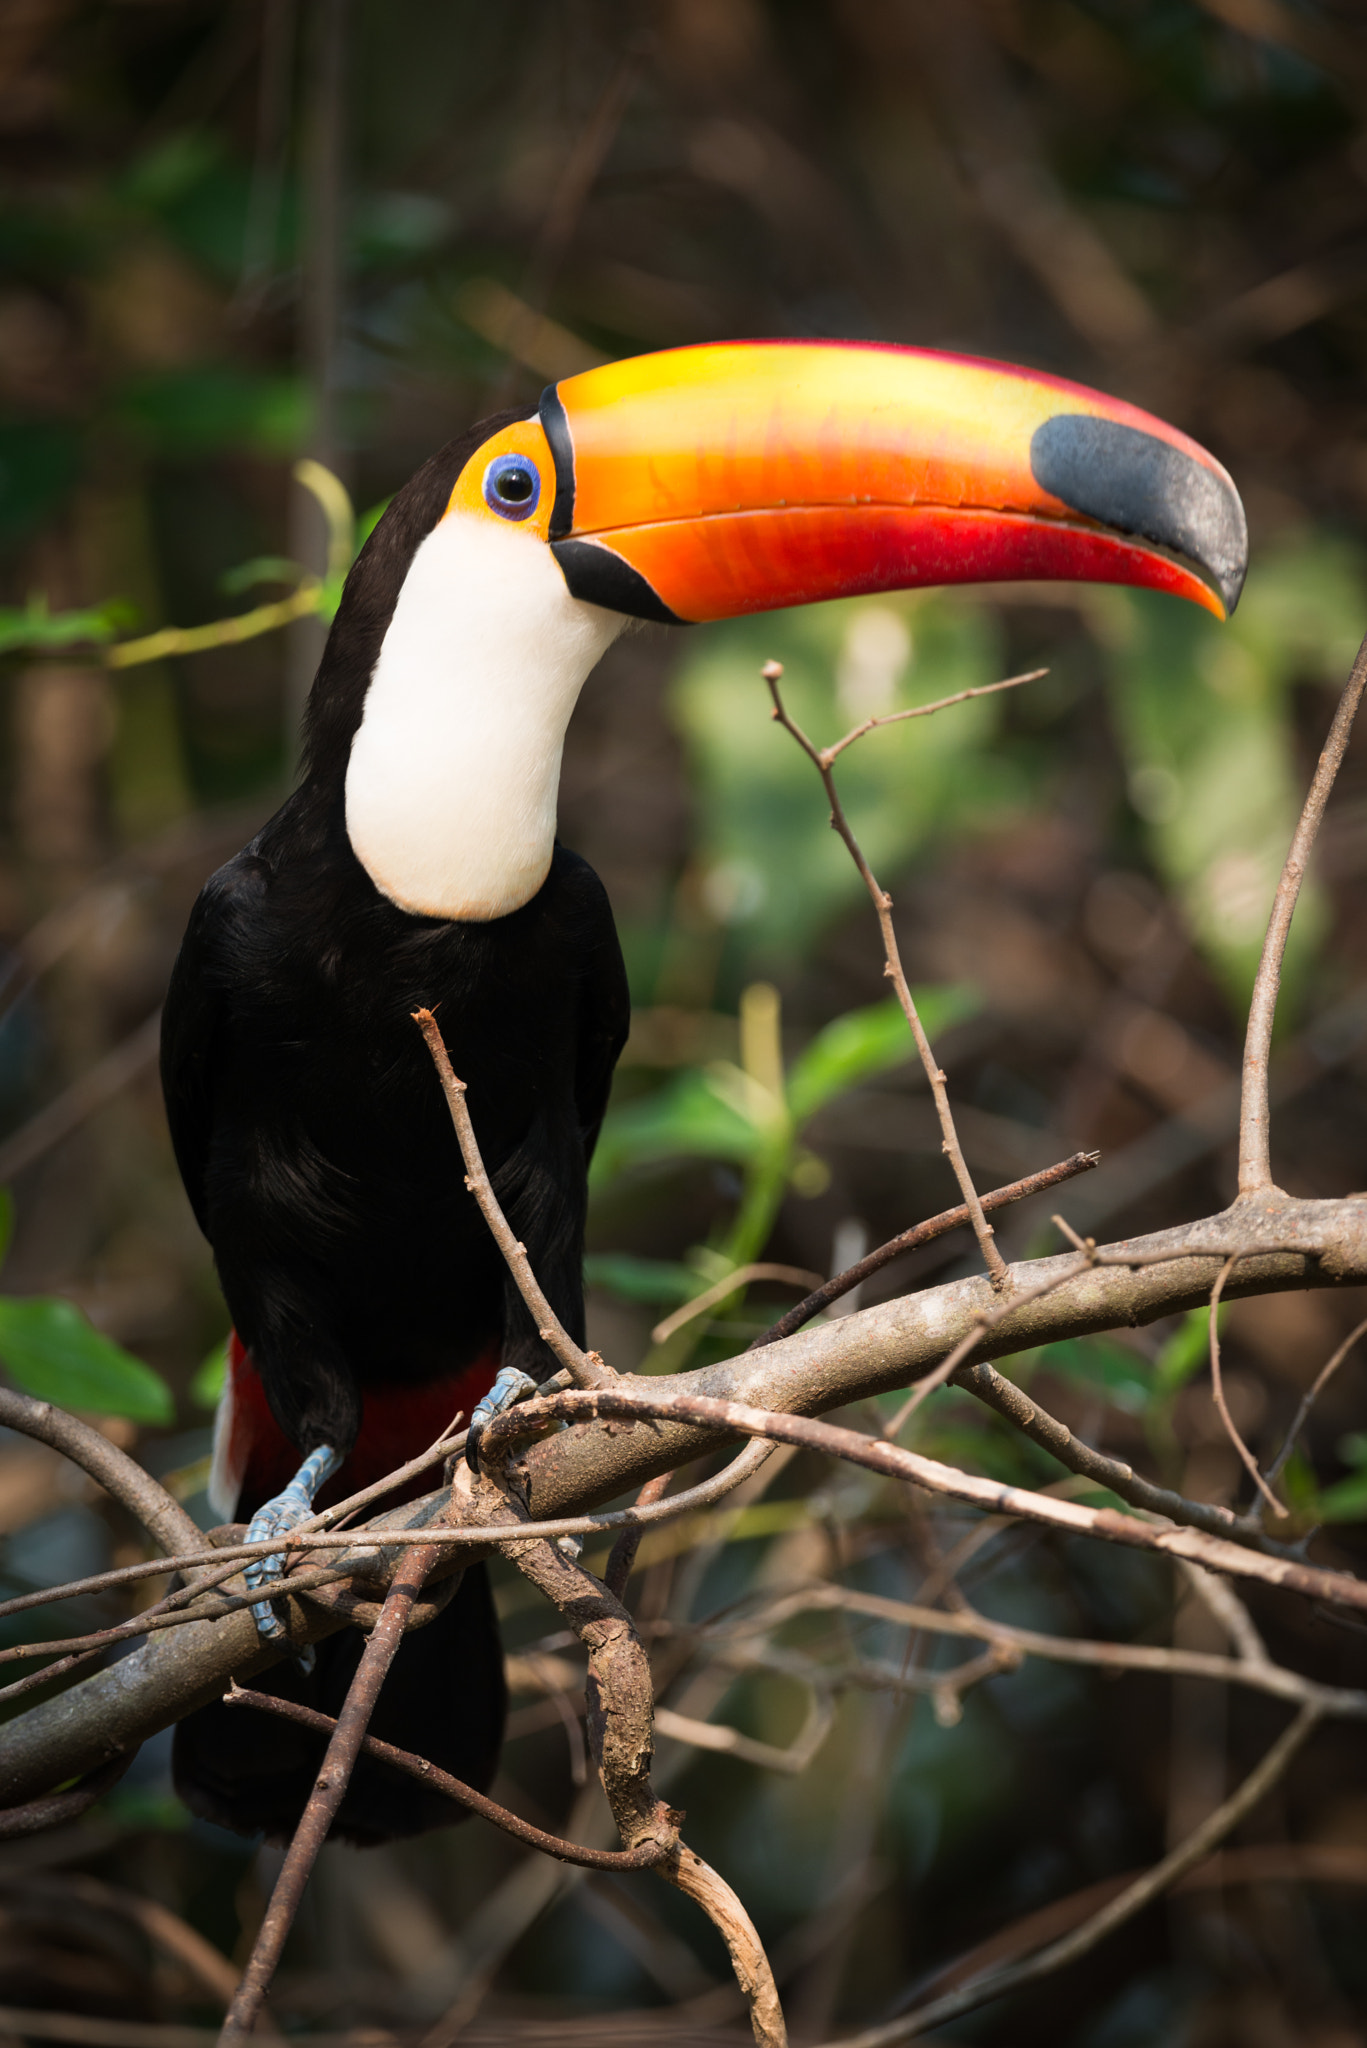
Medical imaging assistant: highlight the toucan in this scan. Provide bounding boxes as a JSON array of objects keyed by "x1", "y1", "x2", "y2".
[{"x1": 163, "y1": 341, "x2": 1246, "y2": 1843}]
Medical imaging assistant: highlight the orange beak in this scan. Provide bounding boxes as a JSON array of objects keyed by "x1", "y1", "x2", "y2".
[{"x1": 540, "y1": 342, "x2": 1246, "y2": 624}]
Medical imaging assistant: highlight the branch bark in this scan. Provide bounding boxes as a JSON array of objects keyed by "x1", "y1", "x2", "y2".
[{"x1": 3, "y1": 1187, "x2": 1366, "y2": 1805}]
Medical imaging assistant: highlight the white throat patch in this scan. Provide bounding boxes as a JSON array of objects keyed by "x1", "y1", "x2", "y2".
[{"x1": 344, "y1": 513, "x2": 626, "y2": 921}]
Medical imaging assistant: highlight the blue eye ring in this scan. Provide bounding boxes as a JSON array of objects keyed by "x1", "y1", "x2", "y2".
[{"x1": 483, "y1": 453, "x2": 541, "y2": 521}]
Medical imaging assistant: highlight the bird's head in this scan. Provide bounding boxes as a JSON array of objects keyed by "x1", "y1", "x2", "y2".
[{"x1": 329, "y1": 341, "x2": 1246, "y2": 921}]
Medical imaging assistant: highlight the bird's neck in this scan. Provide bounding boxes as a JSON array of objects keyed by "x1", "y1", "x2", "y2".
[{"x1": 344, "y1": 514, "x2": 625, "y2": 922}]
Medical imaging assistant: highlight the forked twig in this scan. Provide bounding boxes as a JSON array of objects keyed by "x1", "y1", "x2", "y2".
[
  {"x1": 1240, "y1": 630, "x2": 1367, "y2": 1193},
  {"x1": 1208, "y1": 1254, "x2": 1287, "y2": 1517},
  {"x1": 498, "y1": 1506, "x2": 786, "y2": 2046},
  {"x1": 476, "y1": 1377, "x2": 1367, "y2": 1614},
  {"x1": 412, "y1": 1007, "x2": 614, "y2": 1388},
  {"x1": 223, "y1": 1686, "x2": 672, "y2": 1867},
  {"x1": 750, "y1": 1151, "x2": 1099, "y2": 1348},
  {"x1": 819, "y1": 667, "x2": 1046, "y2": 766},
  {"x1": 1263, "y1": 1309, "x2": 1367, "y2": 1492},
  {"x1": 764, "y1": 660, "x2": 1008, "y2": 1288}
]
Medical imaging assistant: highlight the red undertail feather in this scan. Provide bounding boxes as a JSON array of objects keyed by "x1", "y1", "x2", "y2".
[{"x1": 209, "y1": 1332, "x2": 500, "y2": 1523}]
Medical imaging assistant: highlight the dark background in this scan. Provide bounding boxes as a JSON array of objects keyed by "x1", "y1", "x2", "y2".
[{"x1": 3, "y1": 4, "x2": 1367, "y2": 2043}]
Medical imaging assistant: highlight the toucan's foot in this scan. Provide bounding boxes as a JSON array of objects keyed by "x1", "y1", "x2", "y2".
[
  {"x1": 245, "y1": 1442, "x2": 341, "y2": 1664},
  {"x1": 466, "y1": 1367, "x2": 538, "y2": 1474}
]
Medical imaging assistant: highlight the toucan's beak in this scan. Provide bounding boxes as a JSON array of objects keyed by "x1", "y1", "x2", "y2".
[{"x1": 539, "y1": 342, "x2": 1246, "y2": 624}]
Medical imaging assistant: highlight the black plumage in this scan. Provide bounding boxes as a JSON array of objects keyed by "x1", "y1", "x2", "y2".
[{"x1": 163, "y1": 414, "x2": 630, "y2": 1840}]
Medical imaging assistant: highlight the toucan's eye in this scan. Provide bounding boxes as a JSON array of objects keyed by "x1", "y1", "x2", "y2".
[{"x1": 483, "y1": 454, "x2": 541, "y2": 521}]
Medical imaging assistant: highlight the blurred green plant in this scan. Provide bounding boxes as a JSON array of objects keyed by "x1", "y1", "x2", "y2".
[
  {"x1": 0, "y1": 1193, "x2": 172, "y2": 1425},
  {"x1": 1099, "y1": 538, "x2": 1367, "y2": 1010},
  {"x1": 0, "y1": 462, "x2": 378, "y2": 673},
  {"x1": 589, "y1": 979, "x2": 977, "y2": 1367},
  {"x1": 669, "y1": 593, "x2": 1021, "y2": 972}
]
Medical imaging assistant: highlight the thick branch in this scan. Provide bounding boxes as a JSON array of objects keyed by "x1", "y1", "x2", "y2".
[{"x1": 4, "y1": 1188, "x2": 1367, "y2": 1804}]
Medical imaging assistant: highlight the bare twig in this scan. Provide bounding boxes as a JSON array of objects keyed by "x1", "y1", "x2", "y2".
[
  {"x1": 224, "y1": 1685, "x2": 671, "y2": 1867},
  {"x1": 764, "y1": 660, "x2": 1008, "y2": 1287},
  {"x1": 7, "y1": 1191, "x2": 1367, "y2": 1806},
  {"x1": 1240, "y1": 631, "x2": 1367, "y2": 1192},
  {"x1": 652, "y1": 1263, "x2": 824, "y2": 1346},
  {"x1": 710, "y1": 1583, "x2": 1367, "y2": 1719},
  {"x1": 1208, "y1": 1253, "x2": 1287, "y2": 1515},
  {"x1": 219, "y1": 1538, "x2": 442, "y2": 2042},
  {"x1": 828, "y1": 1704, "x2": 1321, "y2": 2044},
  {"x1": 605, "y1": 1471, "x2": 674, "y2": 1597},
  {"x1": 1264, "y1": 1308, "x2": 1367, "y2": 1488},
  {"x1": 952, "y1": 1359, "x2": 1292, "y2": 1556},
  {"x1": 412, "y1": 1007, "x2": 614, "y2": 1388},
  {"x1": 820, "y1": 667, "x2": 1045, "y2": 766},
  {"x1": 504, "y1": 1519, "x2": 786, "y2": 2045},
  {"x1": 478, "y1": 1380, "x2": 1367, "y2": 1614},
  {"x1": 750, "y1": 1152, "x2": 1100, "y2": 1349}
]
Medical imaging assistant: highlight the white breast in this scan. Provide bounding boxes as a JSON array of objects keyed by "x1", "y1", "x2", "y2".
[{"x1": 344, "y1": 513, "x2": 625, "y2": 921}]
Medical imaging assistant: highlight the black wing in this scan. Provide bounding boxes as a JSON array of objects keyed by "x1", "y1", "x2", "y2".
[
  {"x1": 160, "y1": 853, "x2": 268, "y2": 1239},
  {"x1": 568, "y1": 861, "x2": 631, "y2": 1167}
]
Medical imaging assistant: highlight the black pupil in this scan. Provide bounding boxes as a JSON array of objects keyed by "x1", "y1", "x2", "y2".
[{"x1": 497, "y1": 465, "x2": 534, "y2": 502}]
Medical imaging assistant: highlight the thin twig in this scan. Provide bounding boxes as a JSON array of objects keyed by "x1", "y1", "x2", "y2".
[
  {"x1": 477, "y1": 1380, "x2": 1367, "y2": 1614},
  {"x1": 1208, "y1": 1253, "x2": 1287, "y2": 1516},
  {"x1": 652, "y1": 1263, "x2": 824, "y2": 1346},
  {"x1": 764, "y1": 660, "x2": 1008, "y2": 1287},
  {"x1": 219, "y1": 1539, "x2": 442, "y2": 2042},
  {"x1": 412, "y1": 1008, "x2": 614, "y2": 1387},
  {"x1": 749, "y1": 1152, "x2": 1100, "y2": 1349},
  {"x1": 1264, "y1": 1309, "x2": 1367, "y2": 1488},
  {"x1": 224, "y1": 1686, "x2": 672, "y2": 1866},
  {"x1": 952, "y1": 1360, "x2": 1294, "y2": 1557},
  {"x1": 1240, "y1": 631, "x2": 1367, "y2": 1192},
  {"x1": 827, "y1": 1705, "x2": 1321, "y2": 2045},
  {"x1": 708, "y1": 1584, "x2": 1367, "y2": 1719},
  {"x1": 605, "y1": 1471, "x2": 674, "y2": 1596},
  {"x1": 819, "y1": 667, "x2": 1046, "y2": 766}
]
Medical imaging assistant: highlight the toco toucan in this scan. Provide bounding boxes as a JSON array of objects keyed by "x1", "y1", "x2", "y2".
[{"x1": 164, "y1": 341, "x2": 1246, "y2": 1843}]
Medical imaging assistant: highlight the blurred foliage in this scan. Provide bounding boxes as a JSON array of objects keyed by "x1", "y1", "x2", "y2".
[
  {"x1": 0, "y1": 1191, "x2": 172, "y2": 1424},
  {"x1": 1, "y1": 2, "x2": 1367, "y2": 2040}
]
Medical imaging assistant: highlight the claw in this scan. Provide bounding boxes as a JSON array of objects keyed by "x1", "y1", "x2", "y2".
[
  {"x1": 466, "y1": 1367, "x2": 538, "y2": 1474},
  {"x1": 245, "y1": 1442, "x2": 341, "y2": 1660}
]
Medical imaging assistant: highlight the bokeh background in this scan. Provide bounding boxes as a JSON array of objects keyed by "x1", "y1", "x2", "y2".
[{"x1": 4, "y1": 3, "x2": 1367, "y2": 2043}]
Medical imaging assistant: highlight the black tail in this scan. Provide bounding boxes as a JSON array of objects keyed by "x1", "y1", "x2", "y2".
[{"x1": 172, "y1": 1564, "x2": 506, "y2": 1846}]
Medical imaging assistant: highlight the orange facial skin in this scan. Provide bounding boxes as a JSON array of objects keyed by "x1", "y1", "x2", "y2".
[{"x1": 540, "y1": 341, "x2": 1245, "y2": 624}]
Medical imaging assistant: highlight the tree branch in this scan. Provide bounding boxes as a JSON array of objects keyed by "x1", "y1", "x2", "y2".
[
  {"x1": 1240, "y1": 632, "x2": 1367, "y2": 1192},
  {"x1": 4, "y1": 1188, "x2": 1366, "y2": 1805}
]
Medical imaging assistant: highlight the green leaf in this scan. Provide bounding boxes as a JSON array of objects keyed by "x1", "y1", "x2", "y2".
[
  {"x1": 1031, "y1": 1337, "x2": 1153, "y2": 1415},
  {"x1": 116, "y1": 368, "x2": 311, "y2": 460},
  {"x1": 1153, "y1": 1307, "x2": 1218, "y2": 1397},
  {"x1": 0, "y1": 1296, "x2": 173, "y2": 1424},
  {"x1": 0, "y1": 594, "x2": 137, "y2": 654},
  {"x1": 787, "y1": 987, "x2": 979, "y2": 1125},
  {"x1": 190, "y1": 1336, "x2": 229, "y2": 1410},
  {"x1": 590, "y1": 1067, "x2": 759, "y2": 1186},
  {"x1": 584, "y1": 1254, "x2": 701, "y2": 1307},
  {"x1": 1313, "y1": 1470, "x2": 1367, "y2": 1524}
]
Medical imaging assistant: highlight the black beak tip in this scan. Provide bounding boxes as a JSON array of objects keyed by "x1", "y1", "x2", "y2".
[{"x1": 1031, "y1": 414, "x2": 1248, "y2": 618}]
